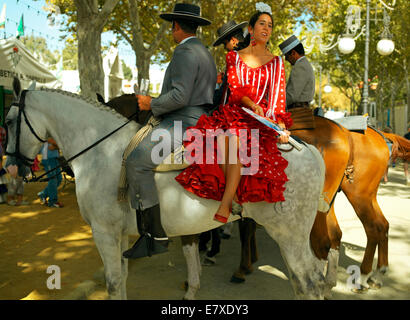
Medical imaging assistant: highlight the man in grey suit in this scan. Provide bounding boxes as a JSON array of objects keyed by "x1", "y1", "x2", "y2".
[
  {"x1": 279, "y1": 35, "x2": 315, "y2": 110},
  {"x1": 123, "y1": 3, "x2": 217, "y2": 259}
]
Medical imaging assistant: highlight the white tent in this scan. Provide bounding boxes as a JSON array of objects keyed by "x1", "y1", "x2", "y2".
[
  {"x1": 103, "y1": 46, "x2": 124, "y2": 101},
  {"x1": 0, "y1": 37, "x2": 61, "y2": 90}
]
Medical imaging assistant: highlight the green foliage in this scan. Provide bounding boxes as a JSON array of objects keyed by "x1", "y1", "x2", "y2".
[
  {"x1": 41, "y1": 0, "x2": 408, "y2": 125},
  {"x1": 21, "y1": 35, "x2": 60, "y2": 70},
  {"x1": 122, "y1": 60, "x2": 133, "y2": 80},
  {"x1": 44, "y1": 0, "x2": 328, "y2": 73},
  {"x1": 309, "y1": 0, "x2": 409, "y2": 117},
  {"x1": 62, "y1": 38, "x2": 78, "y2": 70}
]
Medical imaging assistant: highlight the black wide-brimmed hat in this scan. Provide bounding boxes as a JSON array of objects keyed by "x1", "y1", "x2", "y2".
[
  {"x1": 160, "y1": 3, "x2": 211, "y2": 26},
  {"x1": 213, "y1": 20, "x2": 248, "y2": 47},
  {"x1": 279, "y1": 35, "x2": 302, "y2": 55}
]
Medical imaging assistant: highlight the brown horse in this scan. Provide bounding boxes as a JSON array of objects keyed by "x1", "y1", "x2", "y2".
[{"x1": 234, "y1": 110, "x2": 405, "y2": 296}]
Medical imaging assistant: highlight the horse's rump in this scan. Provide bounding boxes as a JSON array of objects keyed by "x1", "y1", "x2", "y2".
[{"x1": 383, "y1": 132, "x2": 410, "y2": 161}]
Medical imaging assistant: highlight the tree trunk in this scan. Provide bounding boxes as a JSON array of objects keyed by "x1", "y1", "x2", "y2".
[
  {"x1": 137, "y1": 56, "x2": 150, "y2": 86},
  {"x1": 74, "y1": 0, "x2": 120, "y2": 99},
  {"x1": 77, "y1": 24, "x2": 104, "y2": 98},
  {"x1": 391, "y1": 83, "x2": 396, "y2": 132}
]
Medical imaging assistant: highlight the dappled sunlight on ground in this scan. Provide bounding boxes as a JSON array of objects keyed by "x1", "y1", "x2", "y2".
[{"x1": 0, "y1": 174, "x2": 103, "y2": 300}]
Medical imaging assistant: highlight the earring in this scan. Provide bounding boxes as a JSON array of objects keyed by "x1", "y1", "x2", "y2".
[{"x1": 251, "y1": 34, "x2": 256, "y2": 46}]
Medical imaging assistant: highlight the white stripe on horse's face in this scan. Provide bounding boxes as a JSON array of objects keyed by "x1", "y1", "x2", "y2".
[{"x1": 4, "y1": 106, "x2": 19, "y2": 155}]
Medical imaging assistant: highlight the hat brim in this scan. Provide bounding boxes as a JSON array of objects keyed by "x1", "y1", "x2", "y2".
[
  {"x1": 279, "y1": 38, "x2": 301, "y2": 55},
  {"x1": 160, "y1": 13, "x2": 211, "y2": 26},
  {"x1": 213, "y1": 21, "x2": 248, "y2": 47}
]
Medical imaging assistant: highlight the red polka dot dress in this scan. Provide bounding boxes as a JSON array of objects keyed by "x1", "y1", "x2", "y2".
[{"x1": 175, "y1": 50, "x2": 293, "y2": 204}]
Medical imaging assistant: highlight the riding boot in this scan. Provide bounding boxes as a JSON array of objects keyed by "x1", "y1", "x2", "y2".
[{"x1": 123, "y1": 204, "x2": 168, "y2": 259}]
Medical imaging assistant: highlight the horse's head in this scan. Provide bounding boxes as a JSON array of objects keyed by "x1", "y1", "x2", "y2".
[{"x1": 5, "y1": 77, "x2": 47, "y2": 167}]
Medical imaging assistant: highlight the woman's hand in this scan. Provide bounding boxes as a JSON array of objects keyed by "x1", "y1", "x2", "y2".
[
  {"x1": 277, "y1": 130, "x2": 290, "y2": 144},
  {"x1": 251, "y1": 103, "x2": 264, "y2": 116}
]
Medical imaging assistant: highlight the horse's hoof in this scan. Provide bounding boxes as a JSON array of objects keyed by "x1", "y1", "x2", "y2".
[
  {"x1": 351, "y1": 285, "x2": 369, "y2": 294},
  {"x1": 244, "y1": 267, "x2": 253, "y2": 275},
  {"x1": 230, "y1": 273, "x2": 246, "y2": 283},
  {"x1": 367, "y1": 278, "x2": 382, "y2": 290}
]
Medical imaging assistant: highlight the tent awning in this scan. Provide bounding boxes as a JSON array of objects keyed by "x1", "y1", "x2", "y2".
[{"x1": 0, "y1": 37, "x2": 61, "y2": 90}]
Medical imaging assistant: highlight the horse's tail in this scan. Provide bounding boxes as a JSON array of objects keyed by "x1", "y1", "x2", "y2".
[{"x1": 383, "y1": 132, "x2": 410, "y2": 161}]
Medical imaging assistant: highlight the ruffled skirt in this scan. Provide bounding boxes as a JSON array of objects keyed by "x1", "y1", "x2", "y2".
[{"x1": 175, "y1": 104, "x2": 290, "y2": 204}]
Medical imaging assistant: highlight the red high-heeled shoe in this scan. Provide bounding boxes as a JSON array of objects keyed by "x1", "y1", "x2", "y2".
[{"x1": 214, "y1": 213, "x2": 229, "y2": 224}]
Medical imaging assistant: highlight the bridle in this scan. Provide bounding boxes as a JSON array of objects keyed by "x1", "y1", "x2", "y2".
[
  {"x1": 5, "y1": 89, "x2": 139, "y2": 183},
  {"x1": 5, "y1": 90, "x2": 47, "y2": 168}
]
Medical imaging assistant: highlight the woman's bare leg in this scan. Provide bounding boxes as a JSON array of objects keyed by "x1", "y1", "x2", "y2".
[
  {"x1": 215, "y1": 136, "x2": 242, "y2": 221},
  {"x1": 217, "y1": 135, "x2": 229, "y2": 176}
]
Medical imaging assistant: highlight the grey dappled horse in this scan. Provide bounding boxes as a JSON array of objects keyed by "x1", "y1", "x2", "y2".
[{"x1": 6, "y1": 81, "x2": 327, "y2": 299}]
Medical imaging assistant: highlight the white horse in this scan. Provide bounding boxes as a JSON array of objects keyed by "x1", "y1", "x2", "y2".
[{"x1": 6, "y1": 80, "x2": 327, "y2": 299}]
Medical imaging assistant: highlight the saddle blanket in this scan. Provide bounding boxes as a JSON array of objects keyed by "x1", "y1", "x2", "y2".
[{"x1": 332, "y1": 116, "x2": 368, "y2": 131}]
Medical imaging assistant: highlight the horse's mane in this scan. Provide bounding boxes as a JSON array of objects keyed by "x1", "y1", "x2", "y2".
[{"x1": 39, "y1": 88, "x2": 128, "y2": 121}]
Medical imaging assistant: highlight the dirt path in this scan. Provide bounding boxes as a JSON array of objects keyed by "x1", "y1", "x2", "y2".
[
  {"x1": 0, "y1": 176, "x2": 102, "y2": 300},
  {"x1": 0, "y1": 163, "x2": 409, "y2": 300}
]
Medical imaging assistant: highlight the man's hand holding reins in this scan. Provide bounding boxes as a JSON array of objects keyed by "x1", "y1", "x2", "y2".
[{"x1": 137, "y1": 95, "x2": 152, "y2": 111}]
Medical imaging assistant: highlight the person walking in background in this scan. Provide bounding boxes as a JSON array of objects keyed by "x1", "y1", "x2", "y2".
[
  {"x1": 37, "y1": 138, "x2": 64, "y2": 208},
  {"x1": 5, "y1": 157, "x2": 30, "y2": 206}
]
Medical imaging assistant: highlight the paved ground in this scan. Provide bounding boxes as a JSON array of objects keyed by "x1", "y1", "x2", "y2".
[{"x1": 0, "y1": 161, "x2": 409, "y2": 300}]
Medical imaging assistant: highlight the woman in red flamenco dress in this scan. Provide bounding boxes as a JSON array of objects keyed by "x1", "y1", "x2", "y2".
[{"x1": 175, "y1": 10, "x2": 293, "y2": 223}]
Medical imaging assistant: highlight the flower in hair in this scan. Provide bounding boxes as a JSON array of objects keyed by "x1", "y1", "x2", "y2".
[{"x1": 255, "y1": 2, "x2": 272, "y2": 15}]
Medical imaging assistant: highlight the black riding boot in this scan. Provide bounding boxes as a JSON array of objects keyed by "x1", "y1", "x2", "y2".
[{"x1": 123, "y1": 204, "x2": 169, "y2": 259}]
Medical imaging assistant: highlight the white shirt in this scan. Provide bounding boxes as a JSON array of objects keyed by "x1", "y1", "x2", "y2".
[
  {"x1": 179, "y1": 36, "x2": 196, "y2": 45},
  {"x1": 295, "y1": 55, "x2": 306, "y2": 65}
]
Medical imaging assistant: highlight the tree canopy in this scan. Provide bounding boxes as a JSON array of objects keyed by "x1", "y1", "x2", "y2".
[
  {"x1": 305, "y1": 0, "x2": 409, "y2": 125},
  {"x1": 40, "y1": 0, "x2": 408, "y2": 128}
]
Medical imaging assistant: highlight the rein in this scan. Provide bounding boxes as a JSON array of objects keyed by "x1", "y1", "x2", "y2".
[{"x1": 7, "y1": 90, "x2": 138, "y2": 183}]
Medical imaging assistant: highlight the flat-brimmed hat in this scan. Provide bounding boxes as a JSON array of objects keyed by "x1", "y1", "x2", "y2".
[
  {"x1": 160, "y1": 3, "x2": 211, "y2": 26},
  {"x1": 213, "y1": 20, "x2": 248, "y2": 47},
  {"x1": 279, "y1": 35, "x2": 301, "y2": 55}
]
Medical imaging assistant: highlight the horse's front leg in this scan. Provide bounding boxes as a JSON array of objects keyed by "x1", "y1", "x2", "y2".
[
  {"x1": 93, "y1": 228, "x2": 123, "y2": 299},
  {"x1": 181, "y1": 234, "x2": 201, "y2": 300}
]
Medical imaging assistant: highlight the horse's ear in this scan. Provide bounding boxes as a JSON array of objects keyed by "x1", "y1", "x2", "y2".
[
  {"x1": 12, "y1": 77, "x2": 21, "y2": 99},
  {"x1": 96, "y1": 93, "x2": 105, "y2": 104},
  {"x1": 27, "y1": 80, "x2": 36, "y2": 91}
]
